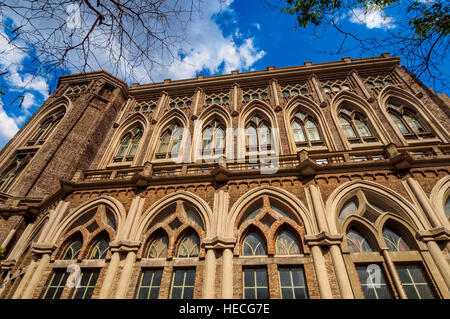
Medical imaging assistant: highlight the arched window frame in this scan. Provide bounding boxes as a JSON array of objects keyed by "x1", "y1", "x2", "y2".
[
  {"x1": 155, "y1": 122, "x2": 184, "y2": 159},
  {"x1": 386, "y1": 102, "x2": 433, "y2": 140},
  {"x1": 290, "y1": 110, "x2": 324, "y2": 148},
  {"x1": 338, "y1": 107, "x2": 378, "y2": 144},
  {"x1": 27, "y1": 110, "x2": 65, "y2": 146},
  {"x1": 201, "y1": 119, "x2": 226, "y2": 157},
  {"x1": 245, "y1": 114, "x2": 272, "y2": 153},
  {"x1": 0, "y1": 153, "x2": 33, "y2": 193},
  {"x1": 113, "y1": 126, "x2": 143, "y2": 163}
]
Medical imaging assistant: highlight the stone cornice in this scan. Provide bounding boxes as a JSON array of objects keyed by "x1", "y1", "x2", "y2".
[
  {"x1": 202, "y1": 236, "x2": 236, "y2": 249},
  {"x1": 109, "y1": 240, "x2": 141, "y2": 253},
  {"x1": 58, "y1": 70, "x2": 129, "y2": 96},
  {"x1": 305, "y1": 231, "x2": 343, "y2": 246},
  {"x1": 417, "y1": 227, "x2": 450, "y2": 242}
]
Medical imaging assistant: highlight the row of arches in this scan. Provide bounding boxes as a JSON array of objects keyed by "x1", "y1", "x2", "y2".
[
  {"x1": 3, "y1": 178, "x2": 443, "y2": 299},
  {"x1": 108, "y1": 88, "x2": 444, "y2": 167}
]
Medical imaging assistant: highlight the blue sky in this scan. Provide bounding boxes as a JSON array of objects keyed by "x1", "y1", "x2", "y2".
[{"x1": 0, "y1": 0, "x2": 448, "y2": 149}]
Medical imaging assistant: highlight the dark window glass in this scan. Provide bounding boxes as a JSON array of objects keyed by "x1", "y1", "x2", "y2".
[
  {"x1": 170, "y1": 268, "x2": 196, "y2": 299},
  {"x1": 243, "y1": 268, "x2": 269, "y2": 299},
  {"x1": 137, "y1": 269, "x2": 163, "y2": 299},
  {"x1": 396, "y1": 264, "x2": 435, "y2": 299},
  {"x1": 278, "y1": 267, "x2": 308, "y2": 299},
  {"x1": 43, "y1": 270, "x2": 70, "y2": 299},
  {"x1": 72, "y1": 269, "x2": 99, "y2": 299},
  {"x1": 355, "y1": 264, "x2": 393, "y2": 299}
]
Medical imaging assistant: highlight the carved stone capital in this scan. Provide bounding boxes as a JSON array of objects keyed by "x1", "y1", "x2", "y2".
[{"x1": 305, "y1": 231, "x2": 343, "y2": 246}]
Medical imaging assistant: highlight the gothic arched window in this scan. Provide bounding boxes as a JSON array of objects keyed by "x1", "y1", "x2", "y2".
[
  {"x1": 113, "y1": 126, "x2": 143, "y2": 162},
  {"x1": 245, "y1": 114, "x2": 272, "y2": 152},
  {"x1": 27, "y1": 110, "x2": 65, "y2": 146},
  {"x1": 202, "y1": 119, "x2": 225, "y2": 157},
  {"x1": 155, "y1": 123, "x2": 183, "y2": 159},
  {"x1": 382, "y1": 227, "x2": 411, "y2": 252},
  {"x1": 177, "y1": 232, "x2": 200, "y2": 258},
  {"x1": 291, "y1": 110, "x2": 323, "y2": 147},
  {"x1": 88, "y1": 235, "x2": 110, "y2": 259},
  {"x1": 62, "y1": 238, "x2": 83, "y2": 260},
  {"x1": 386, "y1": 102, "x2": 433, "y2": 140},
  {"x1": 276, "y1": 230, "x2": 301, "y2": 255},
  {"x1": 346, "y1": 228, "x2": 373, "y2": 253},
  {"x1": 0, "y1": 154, "x2": 32, "y2": 193},
  {"x1": 147, "y1": 232, "x2": 169, "y2": 258},
  {"x1": 338, "y1": 107, "x2": 377, "y2": 144},
  {"x1": 242, "y1": 231, "x2": 266, "y2": 256}
]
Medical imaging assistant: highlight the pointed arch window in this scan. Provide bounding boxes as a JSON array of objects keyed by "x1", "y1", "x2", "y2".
[
  {"x1": 242, "y1": 231, "x2": 266, "y2": 256},
  {"x1": 346, "y1": 228, "x2": 373, "y2": 252},
  {"x1": 88, "y1": 236, "x2": 110, "y2": 259},
  {"x1": 156, "y1": 123, "x2": 183, "y2": 159},
  {"x1": 245, "y1": 114, "x2": 272, "y2": 152},
  {"x1": 0, "y1": 154, "x2": 32, "y2": 193},
  {"x1": 338, "y1": 197, "x2": 358, "y2": 223},
  {"x1": 276, "y1": 230, "x2": 301, "y2": 255},
  {"x1": 382, "y1": 228, "x2": 410, "y2": 252},
  {"x1": 177, "y1": 232, "x2": 200, "y2": 258},
  {"x1": 202, "y1": 119, "x2": 225, "y2": 157},
  {"x1": 62, "y1": 239, "x2": 83, "y2": 260},
  {"x1": 338, "y1": 107, "x2": 377, "y2": 144},
  {"x1": 445, "y1": 195, "x2": 450, "y2": 218},
  {"x1": 291, "y1": 111, "x2": 323, "y2": 147},
  {"x1": 387, "y1": 102, "x2": 433, "y2": 140},
  {"x1": 27, "y1": 109, "x2": 65, "y2": 146},
  {"x1": 147, "y1": 232, "x2": 169, "y2": 258},
  {"x1": 113, "y1": 126, "x2": 143, "y2": 162}
]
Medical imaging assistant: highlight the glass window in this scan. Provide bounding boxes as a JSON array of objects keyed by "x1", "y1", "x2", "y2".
[
  {"x1": 396, "y1": 264, "x2": 435, "y2": 299},
  {"x1": 389, "y1": 112, "x2": 409, "y2": 134},
  {"x1": 346, "y1": 229, "x2": 373, "y2": 252},
  {"x1": 72, "y1": 269, "x2": 99, "y2": 299},
  {"x1": 382, "y1": 228, "x2": 410, "y2": 251},
  {"x1": 127, "y1": 134, "x2": 142, "y2": 158},
  {"x1": 62, "y1": 240, "x2": 82, "y2": 260},
  {"x1": 243, "y1": 268, "x2": 269, "y2": 299},
  {"x1": 88, "y1": 237, "x2": 109, "y2": 259},
  {"x1": 355, "y1": 264, "x2": 393, "y2": 299},
  {"x1": 158, "y1": 132, "x2": 171, "y2": 154},
  {"x1": 276, "y1": 230, "x2": 301, "y2": 255},
  {"x1": 246, "y1": 125, "x2": 258, "y2": 150},
  {"x1": 137, "y1": 269, "x2": 163, "y2": 299},
  {"x1": 404, "y1": 114, "x2": 424, "y2": 133},
  {"x1": 148, "y1": 233, "x2": 169, "y2": 258},
  {"x1": 340, "y1": 116, "x2": 356, "y2": 138},
  {"x1": 445, "y1": 196, "x2": 450, "y2": 218},
  {"x1": 43, "y1": 270, "x2": 70, "y2": 299},
  {"x1": 338, "y1": 198, "x2": 358, "y2": 223},
  {"x1": 242, "y1": 231, "x2": 266, "y2": 256},
  {"x1": 292, "y1": 120, "x2": 306, "y2": 143},
  {"x1": 116, "y1": 135, "x2": 131, "y2": 158},
  {"x1": 170, "y1": 268, "x2": 196, "y2": 299},
  {"x1": 259, "y1": 123, "x2": 271, "y2": 147},
  {"x1": 177, "y1": 233, "x2": 199, "y2": 258},
  {"x1": 306, "y1": 120, "x2": 320, "y2": 141},
  {"x1": 278, "y1": 267, "x2": 308, "y2": 299},
  {"x1": 354, "y1": 117, "x2": 372, "y2": 137}
]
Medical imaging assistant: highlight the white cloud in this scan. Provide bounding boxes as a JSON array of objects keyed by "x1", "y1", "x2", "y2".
[
  {"x1": 349, "y1": 7, "x2": 395, "y2": 29},
  {"x1": 0, "y1": 100, "x2": 19, "y2": 148},
  {"x1": 252, "y1": 23, "x2": 261, "y2": 30}
]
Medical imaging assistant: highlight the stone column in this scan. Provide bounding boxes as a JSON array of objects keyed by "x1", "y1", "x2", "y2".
[
  {"x1": 98, "y1": 251, "x2": 120, "y2": 298},
  {"x1": 1, "y1": 229, "x2": 16, "y2": 249},
  {"x1": 11, "y1": 261, "x2": 38, "y2": 299},
  {"x1": 191, "y1": 87, "x2": 203, "y2": 120},
  {"x1": 222, "y1": 248, "x2": 233, "y2": 298},
  {"x1": 329, "y1": 245, "x2": 354, "y2": 298},
  {"x1": 310, "y1": 245, "x2": 333, "y2": 299},
  {"x1": 21, "y1": 252, "x2": 51, "y2": 299},
  {"x1": 381, "y1": 249, "x2": 407, "y2": 299},
  {"x1": 426, "y1": 241, "x2": 450, "y2": 289},
  {"x1": 232, "y1": 83, "x2": 240, "y2": 116},
  {"x1": 406, "y1": 178, "x2": 442, "y2": 227},
  {"x1": 202, "y1": 249, "x2": 216, "y2": 298},
  {"x1": 115, "y1": 250, "x2": 137, "y2": 299}
]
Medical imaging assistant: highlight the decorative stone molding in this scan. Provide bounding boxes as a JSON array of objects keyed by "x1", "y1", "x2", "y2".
[
  {"x1": 389, "y1": 151, "x2": 414, "y2": 170},
  {"x1": 109, "y1": 240, "x2": 141, "y2": 253},
  {"x1": 417, "y1": 227, "x2": 450, "y2": 242},
  {"x1": 202, "y1": 236, "x2": 236, "y2": 249},
  {"x1": 30, "y1": 242, "x2": 55, "y2": 256},
  {"x1": 210, "y1": 164, "x2": 230, "y2": 182},
  {"x1": 305, "y1": 231, "x2": 343, "y2": 246}
]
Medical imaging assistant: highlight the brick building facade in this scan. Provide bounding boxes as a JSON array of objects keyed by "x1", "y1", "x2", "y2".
[{"x1": 0, "y1": 53, "x2": 449, "y2": 299}]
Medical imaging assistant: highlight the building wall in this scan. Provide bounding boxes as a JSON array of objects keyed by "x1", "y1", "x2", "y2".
[{"x1": 0, "y1": 54, "x2": 449, "y2": 299}]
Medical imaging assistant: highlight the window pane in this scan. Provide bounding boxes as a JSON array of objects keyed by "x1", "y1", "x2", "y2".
[
  {"x1": 246, "y1": 125, "x2": 258, "y2": 150},
  {"x1": 404, "y1": 114, "x2": 424, "y2": 133},
  {"x1": 389, "y1": 113, "x2": 409, "y2": 134},
  {"x1": 148, "y1": 233, "x2": 168, "y2": 258},
  {"x1": 355, "y1": 264, "x2": 392, "y2": 299},
  {"x1": 278, "y1": 267, "x2": 308, "y2": 299},
  {"x1": 116, "y1": 135, "x2": 131, "y2": 157},
  {"x1": 89, "y1": 237, "x2": 110, "y2": 259},
  {"x1": 259, "y1": 124, "x2": 271, "y2": 146},
  {"x1": 170, "y1": 269, "x2": 196, "y2": 299},
  {"x1": 445, "y1": 196, "x2": 450, "y2": 218},
  {"x1": 243, "y1": 268, "x2": 269, "y2": 299},
  {"x1": 339, "y1": 116, "x2": 356, "y2": 138},
  {"x1": 346, "y1": 229, "x2": 373, "y2": 252},
  {"x1": 354, "y1": 117, "x2": 372, "y2": 137},
  {"x1": 137, "y1": 269, "x2": 162, "y2": 299},
  {"x1": 276, "y1": 230, "x2": 301, "y2": 255},
  {"x1": 382, "y1": 228, "x2": 410, "y2": 251},
  {"x1": 396, "y1": 264, "x2": 435, "y2": 299},
  {"x1": 43, "y1": 271, "x2": 70, "y2": 299},
  {"x1": 127, "y1": 134, "x2": 142, "y2": 157},
  {"x1": 292, "y1": 120, "x2": 306, "y2": 143},
  {"x1": 62, "y1": 240, "x2": 82, "y2": 260},
  {"x1": 242, "y1": 231, "x2": 266, "y2": 256},
  {"x1": 338, "y1": 197, "x2": 358, "y2": 223},
  {"x1": 72, "y1": 269, "x2": 99, "y2": 299},
  {"x1": 306, "y1": 120, "x2": 320, "y2": 141},
  {"x1": 158, "y1": 132, "x2": 171, "y2": 154},
  {"x1": 177, "y1": 233, "x2": 199, "y2": 258}
]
